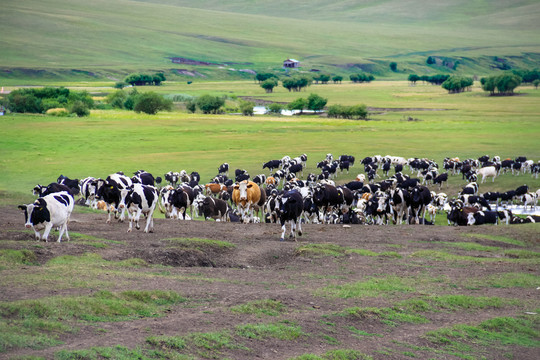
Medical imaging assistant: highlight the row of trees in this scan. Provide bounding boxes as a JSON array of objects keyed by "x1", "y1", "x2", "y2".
[
  {"x1": 124, "y1": 72, "x2": 166, "y2": 86},
  {"x1": 106, "y1": 89, "x2": 172, "y2": 114},
  {"x1": 481, "y1": 73, "x2": 522, "y2": 95},
  {"x1": 408, "y1": 74, "x2": 450, "y2": 85},
  {"x1": 3, "y1": 87, "x2": 94, "y2": 116},
  {"x1": 350, "y1": 73, "x2": 375, "y2": 83},
  {"x1": 327, "y1": 104, "x2": 368, "y2": 120},
  {"x1": 441, "y1": 76, "x2": 474, "y2": 93}
]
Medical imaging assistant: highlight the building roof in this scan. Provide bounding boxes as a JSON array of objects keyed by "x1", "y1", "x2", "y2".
[{"x1": 284, "y1": 59, "x2": 299, "y2": 63}]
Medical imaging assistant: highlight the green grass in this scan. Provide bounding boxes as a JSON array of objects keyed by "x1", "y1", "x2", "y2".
[
  {"x1": 0, "y1": 249, "x2": 38, "y2": 269},
  {"x1": 1, "y1": 1, "x2": 539, "y2": 79},
  {"x1": 338, "y1": 307, "x2": 429, "y2": 327},
  {"x1": 289, "y1": 349, "x2": 373, "y2": 360},
  {"x1": 464, "y1": 272, "x2": 540, "y2": 289},
  {"x1": 235, "y1": 321, "x2": 305, "y2": 340},
  {"x1": 409, "y1": 250, "x2": 540, "y2": 264},
  {"x1": 230, "y1": 299, "x2": 285, "y2": 317},
  {"x1": 462, "y1": 233, "x2": 528, "y2": 247},
  {"x1": 318, "y1": 275, "x2": 415, "y2": 299},
  {"x1": 295, "y1": 243, "x2": 401, "y2": 258}
]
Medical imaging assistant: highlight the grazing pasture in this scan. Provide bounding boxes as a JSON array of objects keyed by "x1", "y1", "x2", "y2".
[{"x1": 1, "y1": 80, "x2": 539, "y2": 359}]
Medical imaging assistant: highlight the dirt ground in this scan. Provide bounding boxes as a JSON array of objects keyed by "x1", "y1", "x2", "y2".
[{"x1": 1, "y1": 205, "x2": 539, "y2": 360}]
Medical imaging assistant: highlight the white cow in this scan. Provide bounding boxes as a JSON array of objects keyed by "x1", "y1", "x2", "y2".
[
  {"x1": 18, "y1": 191, "x2": 74, "y2": 242},
  {"x1": 477, "y1": 166, "x2": 498, "y2": 183}
]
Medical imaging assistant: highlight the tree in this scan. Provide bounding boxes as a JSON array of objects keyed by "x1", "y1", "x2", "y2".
[
  {"x1": 426, "y1": 56, "x2": 435, "y2": 65},
  {"x1": 390, "y1": 62, "x2": 397, "y2": 72},
  {"x1": 196, "y1": 94, "x2": 225, "y2": 114},
  {"x1": 238, "y1": 100, "x2": 254, "y2": 116},
  {"x1": 441, "y1": 76, "x2": 474, "y2": 93},
  {"x1": 255, "y1": 73, "x2": 277, "y2": 83},
  {"x1": 307, "y1": 93, "x2": 327, "y2": 111},
  {"x1": 133, "y1": 92, "x2": 173, "y2": 115},
  {"x1": 533, "y1": 79, "x2": 540, "y2": 89},
  {"x1": 70, "y1": 100, "x2": 90, "y2": 117},
  {"x1": 185, "y1": 99, "x2": 197, "y2": 113},
  {"x1": 332, "y1": 75, "x2": 343, "y2": 84},
  {"x1": 282, "y1": 76, "x2": 311, "y2": 92},
  {"x1": 287, "y1": 97, "x2": 307, "y2": 114},
  {"x1": 261, "y1": 79, "x2": 278, "y2": 93},
  {"x1": 481, "y1": 73, "x2": 522, "y2": 95},
  {"x1": 408, "y1": 74, "x2": 420, "y2": 85}
]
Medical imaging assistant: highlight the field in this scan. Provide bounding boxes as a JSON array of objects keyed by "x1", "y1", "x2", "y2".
[{"x1": 1, "y1": 80, "x2": 540, "y2": 359}]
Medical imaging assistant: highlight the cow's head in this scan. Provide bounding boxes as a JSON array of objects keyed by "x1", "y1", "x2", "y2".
[
  {"x1": 376, "y1": 193, "x2": 388, "y2": 213},
  {"x1": 467, "y1": 212, "x2": 479, "y2": 226},
  {"x1": 236, "y1": 181, "x2": 252, "y2": 201},
  {"x1": 18, "y1": 198, "x2": 50, "y2": 227}
]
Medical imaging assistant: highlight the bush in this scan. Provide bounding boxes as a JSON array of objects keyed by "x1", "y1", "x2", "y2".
[
  {"x1": 267, "y1": 103, "x2": 283, "y2": 115},
  {"x1": 481, "y1": 73, "x2": 522, "y2": 95},
  {"x1": 441, "y1": 76, "x2": 474, "y2": 93},
  {"x1": 114, "y1": 82, "x2": 127, "y2": 89},
  {"x1": 307, "y1": 93, "x2": 327, "y2": 111},
  {"x1": 105, "y1": 90, "x2": 128, "y2": 109},
  {"x1": 196, "y1": 94, "x2": 225, "y2": 114},
  {"x1": 45, "y1": 108, "x2": 69, "y2": 117},
  {"x1": 287, "y1": 97, "x2": 307, "y2": 114},
  {"x1": 70, "y1": 101, "x2": 90, "y2": 117},
  {"x1": 390, "y1": 62, "x2": 397, "y2": 72},
  {"x1": 133, "y1": 92, "x2": 173, "y2": 115},
  {"x1": 350, "y1": 73, "x2": 374, "y2": 83},
  {"x1": 327, "y1": 104, "x2": 368, "y2": 120},
  {"x1": 261, "y1": 79, "x2": 278, "y2": 93},
  {"x1": 185, "y1": 99, "x2": 197, "y2": 113},
  {"x1": 239, "y1": 100, "x2": 255, "y2": 116}
]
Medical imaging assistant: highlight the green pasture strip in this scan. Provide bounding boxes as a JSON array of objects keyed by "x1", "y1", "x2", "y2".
[
  {"x1": 464, "y1": 272, "x2": 540, "y2": 290},
  {"x1": 289, "y1": 349, "x2": 373, "y2": 360},
  {"x1": 424, "y1": 316, "x2": 540, "y2": 358},
  {"x1": 348, "y1": 326, "x2": 384, "y2": 338},
  {"x1": 461, "y1": 233, "x2": 528, "y2": 247},
  {"x1": 69, "y1": 232, "x2": 125, "y2": 248},
  {"x1": 235, "y1": 321, "x2": 305, "y2": 340},
  {"x1": 230, "y1": 299, "x2": 285, "y2": 317},
  {"x1": 417, "y1": 241, "x2": 501, "y2": 252},
  {"x1": 0, "y1": 249, "x2": 38, "y2": 268},
  {"x1": 55, "y1": 345, "x2": 193, "y2": 360},
  {"x1": 316, "y1": 275, "x2": 415, "y2": 299},
  {"x1": 295, "y1": 243, "x2": 401, "y2": 258},
  {"x1": 165, "y1": 237, "x2": 236, "y2": 251},
  {"x1": 337, "y1": 307, "x2": 429, "y2": 327},
  {"x1": 0, "y1": 290, "x2": 185, "y2": 353},
  {"x1": 409, "y1": 250, "x2": 540, "y2": 264}
]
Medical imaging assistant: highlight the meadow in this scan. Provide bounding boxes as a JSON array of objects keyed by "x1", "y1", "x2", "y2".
[{"x1": 1, "y1": 80, "x2": 539, "y2": 359}]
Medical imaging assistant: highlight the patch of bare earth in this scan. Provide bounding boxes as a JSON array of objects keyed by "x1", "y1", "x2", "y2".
[{"x1": 1, "y1": 205, "x2": 538, "y2": 359}]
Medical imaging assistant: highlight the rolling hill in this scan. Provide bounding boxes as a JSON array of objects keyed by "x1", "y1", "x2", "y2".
[{"x1": 1, "y1": 0, "x2": 539, "y2": 80}]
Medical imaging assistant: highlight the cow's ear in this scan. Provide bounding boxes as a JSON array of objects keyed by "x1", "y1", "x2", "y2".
[
  {"x1": 234, "y1": 185, "x2": 239, "y2": 190},
  {"x1": 18, "y1": 205, "x2": 26, "y2": 210},
  {"x1": 247, "y1": 184, "x2": 253, "y2": 188}
]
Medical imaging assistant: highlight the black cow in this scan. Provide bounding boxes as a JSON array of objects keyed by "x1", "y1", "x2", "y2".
[
  {"x1": 339, "y1": 161, "x2": 350, "y2": 174},
  {"x1": 344, "y1": 181, "x2": 364, "y2": 191},
  {"x1": 433, "y1": 173, "x2": 448, "y2": 189},
  {"x1": 33, "y1": 183, "x2": 73, "y2": 197},
  {"x1": 467, "y1": 211, "x2": 499, "y2": 225},
  {"x1": 57, "y1": 175, "x2": 80, "y2": 195},
  {"x1": 515, "y1": 185, "x2": 529, "y2": 196},
  {"x1": 132, "y1": 170, "x2": 155, "y2": 186},
  {"x1": 483, "y1": 191, "x2": 500, "y2": 208},
  {"x1": 394, "y1": 164, "x2": 403, "y2": 174},
  {"x1": 397, "y1": 178, "x2": 420, "y2": 190},
  {"x1": 218, "y1": 163, "x2": 229, "y2": 175},
  {"x1": 409, "y1": 185, "x2": 432, "y2": 224},
  {"x1": 312, "y1": 184, "x2": 342, "y2": 223},
  {"x1": 288, "y1": 163, "x2": 304, "y2": 177},
  {"x1": 279, "y1": 190, "x2": 304, "y2": 241},
  {"x1": 478, "y1": 155, "x2": 490, "y2": 163},
  {"x1": 201, "y1": 196, "x2": 228, "y2": 221},
  {"x1": 169, "y1": 186, "x2": 194, "y2": 220},
  {"x1": 263, "y1": 160, "x2": 282, "y2": 173},
  {"x1": 500, "y1": 190, "x2": 517, "y2": 205}
]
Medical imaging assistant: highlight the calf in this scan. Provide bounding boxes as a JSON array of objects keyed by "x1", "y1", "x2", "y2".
[
  {"x1": 279, "y1": 190, "x2": 304, "y2": 241},
  {"x1": 477, "y1": 166, "x2": 497, "y2": 183},
  {"x1": 19, "y1": 191, "x2": 74, "y2": 242},
  {"x1": 522, "y1": 192, "x2": 538, "y2": 210},
  {"x1": 218, "y1": 163, "x2": 229, "y2": 175},
  {"x1": 433, "y1": 173, "x2": 448, "y2": 189},
  {"x1": 121, "y1": 184, "x2": 158, "y2": 233}
]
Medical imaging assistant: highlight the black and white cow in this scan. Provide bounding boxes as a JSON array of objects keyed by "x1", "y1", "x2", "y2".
[
  {"x1": 467, "y1": 211, "x2": 499, "y2": 226},
  {"x1": 33, "y1": 183, "x2": 73, "y2": 197},
  {"x1": 79, "y1": 177, "x2": 97, "y2": 207},
  {"x1": 312, "y1": 184, "x2": 342, "y2": 223},
  {"x1": 409, "y1": 185, "x2": 432, "y2": 224},
  {"x1": 389, "y1": 188, "x2": 410, "y2": 225},
  {"x1": 433, "y1": 173, "x2": 449, "y2": 189},
  {"x1": 18, "y1": 191, "x2": 74, "y2": 242},
  {"x1": 164, "y1": 171, "x2": 180, "y2": 186},
  {"x1": 218, "y1": 163, "x2": 229, "y2": 176},
  {"x1": 132, "y1": 170, "x2": 155, "y2": 186},
  {"x1": 263, "y1": 160, "x2": 282, "y2": 173},
  {"x1": 120, "y1": 184, "x2": 158, "y2": 233},
  {"x1": 57, "y1": 175, "x2": 80, "y2": 195},
  {"x1": 460, "y1": 182, "x2": 479, "y2": 196},
  {"x1": 169, "y1": 186, "x2": 195, "y2": 220},
  {"x1": 253, "y1": 174, "x2": 267, "y2": 186},
  {"x1": 279, "y1": 190, "x2": 304, "y2": 241},
  {"x1": 200, "y1": 196, "x2": 228, "y2": 221},
  {"x1": 95, "y1": 173, "x2": 133, "y2": 223}
]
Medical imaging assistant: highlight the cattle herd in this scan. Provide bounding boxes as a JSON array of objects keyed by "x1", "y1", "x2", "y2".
[{"x1": 19, "y1": 153, "x2": 540, "y2": 242}]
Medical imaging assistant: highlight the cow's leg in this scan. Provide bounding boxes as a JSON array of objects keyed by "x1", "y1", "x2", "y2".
[
  {"x1": 280, "y1": 221, "x2": 287, "y2": 241},
  {"x1": 42, "y1": 223, "x2": 53, "y2": 242},
  {"x1": 135, "y1": 209, "x2": 142, "y2": 230},
  {"x1": 57, "y1": 223, "x2": 67, "y2": 242},
  {"x1": 33, "y1": 228, "x2": 41, "y2": 241}
]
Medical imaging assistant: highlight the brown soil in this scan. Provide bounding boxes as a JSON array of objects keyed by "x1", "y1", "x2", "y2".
[{"x1": 1, "y1": 205, "x2": 539, "y2": 360}]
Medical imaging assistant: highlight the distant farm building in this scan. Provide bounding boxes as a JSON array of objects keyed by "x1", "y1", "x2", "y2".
[{"x1": 283, "y1": 59, "x2": 300, "y2": 68}]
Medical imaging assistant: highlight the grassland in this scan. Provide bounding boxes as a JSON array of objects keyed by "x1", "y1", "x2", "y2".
[
  {"x1": 1, "y1": 0, "x2": 539, "y2": 81},
  {"x1": 1, "y1": 80, "x2": 539, "y2": 206}
]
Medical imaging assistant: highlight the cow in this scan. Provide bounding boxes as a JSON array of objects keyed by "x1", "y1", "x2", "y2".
[
  {"x1": 205, "y1": 183, "x2": 227, "y2": 197},
  {"x1": 95, "y1": 173, "x2": 133, "y2": 223},
  {"x1": 164, "y1": 171, "x2": 180, "y2": 186},
  {"x1": 18, "y1": 191, "x2": 74, "y2": 242},
  {"x1": 409, "y1": 185, "x2": 432, "y2": 224},
  {"x1": 344, "y1": 181, "x2": 364, "y2": 191},
  {"x1": 312, "y1": 184, "x2": 343, "y2": 223},
  {"x1": 397, "y1": 178, "x2": 420, "y2": 190},
  {"x1": 515, "y1": 185, "x2": 529, "y2": 197},
  {"x1": 200, "y1": 196, "x2": 229, "y2": 221},
  {"x1": 132, "y1": 170, "x2": 155, "y2": 186},
  {"x1": 218, "y1": 163, "x2": 229, "y2": 176},
  {"x1": 389, "y1": 188, "x2": 409, "y2": 225},
  {"x1": 278, "y1": 190, "x2": 304, "y2": 241},
  {"x1": 33, "y1": 183, "x2": 73, "y2": 197},
  {"x1": 264, "y1": 190, "x2": 281, "y2": 223},
  {"x1": 483, "y1": 191, "x2": 500, "y2": 209},
  {"x1": 497, "y1": 209, "x2": 513, "y2": 225},
  {"x1": 460, "y1": 182, "x2": 479, "y2": 196},
  {"x1": 57, "y1": 175, "x2": 80, "y2": 195},
  {"x1": 467, "y1": 211, "x2": 499, "y2": 226},
  {"x1": 79, "y1": 177, "x2": 97, "y2": 207},
  {"x1": 263, "y1": 160, "x2": 282, "y2": 173},
  {"x1": 426, "y1": 204, "x2": 438, "y2": 223},
  {"x1": 460, "y1": 195, "x2": 491, "y2": 211},
  {"x1": 522, "y1": 192, "x2": 538, "y2": 210},
  {"x1": 477, "y1": 166, "x2": 497, "y2": 183},
  {"x1": 339, "y1": 160, "x2": 350, "y2": 174},
  {"x1": 232, "y1": 181, "x2": 262, "y2": 223},
  {"x1": 500, "y1": 190, "x2": 517, "y2": 206},
  {"x1": 446, "y1": 202, "x2": 480, "y2": 226},
  {"x1": 120, "y1": 184, "x2": 158, "y2": 233},
  {"x1": 433, "y1": 173, "x2": 449, "y2": 189},
  {"x1": 288, "y1": 163, "x2": 304, "y2": 177},
  {"x1": 169, "y1": 186, "x2": 194, "y2": 220}
]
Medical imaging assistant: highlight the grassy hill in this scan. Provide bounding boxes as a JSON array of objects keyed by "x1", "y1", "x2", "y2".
[{"x1": 1, "y1": 0, "x2": 539, "y2": 81}]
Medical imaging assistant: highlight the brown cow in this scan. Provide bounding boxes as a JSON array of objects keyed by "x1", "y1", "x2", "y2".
[
  {"x1": 232, "y1": 180, "x2": 261, "y2": 223},
  {"x1": 205, "y1": 183, "x2": 226, "y2": 197}
]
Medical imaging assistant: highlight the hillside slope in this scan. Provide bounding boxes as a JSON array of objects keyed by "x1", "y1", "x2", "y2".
[{"x1": 1, "y1": 0, "x2": 539, "y2": 78}]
